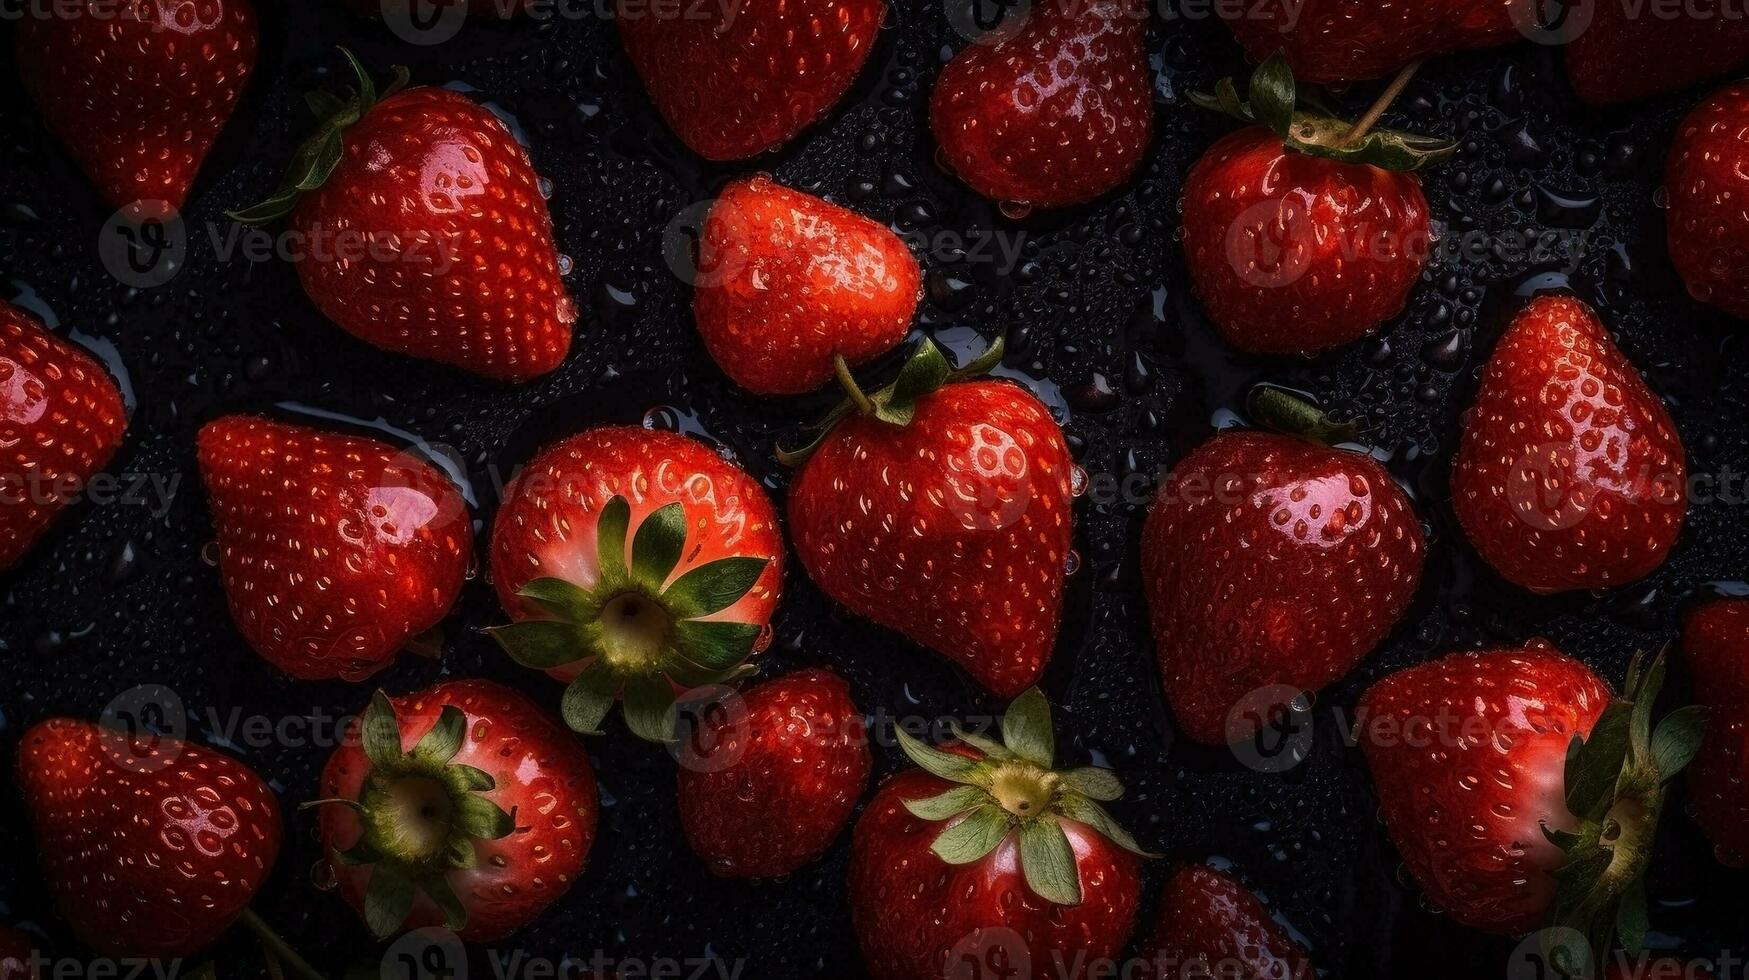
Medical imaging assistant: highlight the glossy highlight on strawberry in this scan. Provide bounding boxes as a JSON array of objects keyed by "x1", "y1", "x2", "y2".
[
  {"x1": 1138, "y1": 864, "x2": 1313, "y2": 980},
  {"x1": 1666, "y1": 82, "x2": 1749, "y2": 321}
]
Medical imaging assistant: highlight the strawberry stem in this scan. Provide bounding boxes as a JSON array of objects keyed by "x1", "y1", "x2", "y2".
[
  {"x1": 833, "y1": 354, "x2": 875, "y2": 416},
  {"x1": 237, "y1": 909, "x2": 324, "y2": 980},
  {"x1": 1342, "y1": 61, "x2": 1423, "y2": 147}
]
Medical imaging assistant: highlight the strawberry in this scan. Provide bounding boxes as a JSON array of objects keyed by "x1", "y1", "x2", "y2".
[
  {"x1": 1220, "y1": 0, "x2": 1518, "y2": 85},
  {"x1": 1451, "y1": 295, "x2": 1687, "y2": 594},
  {"x1": 675, "y1": 668, "x2": 871, "y2": 878},
  {"x1": 16, "y1": 719, "x2": 284, "y2": 959},
  {"x1": 694, "y1": 176, "x2": 920, "y2": 396},
  {"x1": 16, "y1": 0, "x2": 257, "y2": 211},
  {"x1": 930, "y1": 0, "x2": 1153, "y2": 209},
  {"x1": 230, "y1": 52, "x2": 575, "y2": 381},
  {"x1": 488, "y1": 426, "x2": 784, "y2": 741},
  {"x1": 0, "y1": 929, "x2": 36, "y2": 980},
  {"x1": 848, "y1": 689, "x2": 1148, "y2": 980},
  {"x1": 1142, "y1": 422, "x2": 1425, "y2": 746},
  {"x1": 1682, "y1": 597, "x2": 1749, "y2": 867},
  {"x1": 1182, "y1": 58, "x2": 1452, "y2": 355},
  {"x1": 784, "y1": 338, "x2": 1075, "y2": 697},
  {"x1": 1137, "y1": 865, "x2": 1312, "y2": 980},
  {"x1": 315, "y1": 679, "x2": 599, "y2": 941},
  {"x1": 618, "y1": 0, "x2": 885, "y2": 161},
  {"x1": 1666, "y1": 83, "x2": 1749, "y2": 321},
  {"x1": 1566, "y1": 6, "x2": 1749, "y2": 105},
  {"x1": 0, "y1": 301, "x2": 127, "y2": 571},
  {"x1": 1359, "y1": 642, "x2": 1704, "y2": 970},
  {"x1": 197, "y1": 415, "x2": 472, "y2": 682}
]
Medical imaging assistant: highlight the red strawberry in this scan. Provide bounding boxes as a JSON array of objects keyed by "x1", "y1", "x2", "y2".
[
  {"x1": 1137, "y1": 865, "x2": 1312, "y2": 980},
  {"x1": 848, "y1": 689, "x2": 1148, "y2": 980},
  {"x1": 618, "y1": 0, "x2": 885, "y2": 161},
  {"x1": 1221, "y1": 0, "x2": 1518, "y2": 85},
  {"x1": 315, "y1": 679, "x2": 599, "y2": 941},
  {"x1": 930, "y1": 0, "x2": 1153, "y2": 209},
  {"x1": 675, "y1": 668, "x2": 871, "y2": 877},
  {"x1": 694, "y1": 176, "x2": 920, "y2": 396},
  {"x1": 785, "y1": 339, "x2": 1075, "y2": 697},
  {"x1": 1182, "y1": 58, "x2": 1451, "y2": 355},
  {"x1": 231, "y1": 54, "x2": 575, "y2": 381},
  {"x1": 488, "y1": 426, "x2": 784, "y2": 740},
  {"x1": 1359, "y1": 642, "x2": 1703, "y2": 962},
  {"x1": 1666, "y1": 83, "x2": 1749, "y2": 321},
  {"x1": 17, "y1": 719, "x2": 282, "y2": 958},
  {"x1": 197, "y1": 415, "x2": 472, "y2": 682},
  {"x1": 16, "y1": 0, "x2": 257, "y2": 210},
  {"x1": 1451, "y1": 295, "x2": 1687, "y2": 594},
  {"x1": 1566, "y1": 6, "x2": 1749, "y2": 106},
  {"x1": 1682, "y1": 597, "x2": 1749, "y2": 867},
  {"x1": 1142, "y1": 427, "x2": 1425, "y2": 745},
  {"x1": 0, "y1": 929, "x2": 36, "y2": 980},
  {"x1": 0, "y1": 302, "x2": 127, "y2": 571}
]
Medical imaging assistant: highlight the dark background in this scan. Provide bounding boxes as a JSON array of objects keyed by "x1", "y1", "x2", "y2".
[{"x1": 1, "y1": 2, "x2": 1746, "y2": 977}]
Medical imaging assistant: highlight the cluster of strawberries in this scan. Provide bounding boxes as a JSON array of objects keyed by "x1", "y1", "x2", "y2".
[{"x1": 3, "y1": 0, "x2": 1749, "y2": 978}]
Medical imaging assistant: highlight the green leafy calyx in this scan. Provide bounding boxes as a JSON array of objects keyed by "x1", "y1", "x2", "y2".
[
  {"x1": 486, "y1": 496, "x2": 772, "y2": 743},
  {"x1": 1190, "y1": 55, "x2": 1456, "y2": 173},
  {"x1": 894, "y1": 688, "x2": 1154, "y2": 907},
  {"x1": 1538, "y1": 648, "x2": 1706, "y2": 977}
]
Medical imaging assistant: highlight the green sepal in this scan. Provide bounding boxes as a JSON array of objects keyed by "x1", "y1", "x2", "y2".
[
  {"x1": 516, "y1": 577, "x2": 602, "y2": 624},
  {"x1": 903, "y1": 785, "x2": 989, "y2": 822},
  {"x1": 672, "y1": 620, "x2": 764, "y2": 670},
  {"x1": 895, "y1": 727, "x2": 987, "y2": 785},
  {"x1": 408, "y1": 707, "x2": 465, "y2": 768},
  {"x1": 631, "y1": 502, "x2": 687, "y2": 588},
  {"x1": 486, "y1": 619, "x2": 590, "y2": 670},
  {"x1": 1055, "y1": 794, "x2": 1154, "y2": 857},
  {"x1": 623, "y1": 674, "x2": 679, "y2": 744},
  {"x1": 560, "y1": 661, "x2": 620, "y2": 736},
  {"x1": 363, "y1": 866, "x2": 414, "y2": 940},
  {"x1": 930, "y1": 806, "x2": 1009, "y2": 865},
  {"x1": 361, "y1": 692, "x2": 403, "y2": 769},
  {"x1": 1000, "y1": 687, "x2": 1055, "y2": 769},
  {"x1": 1060, "y1": 767, "x2": 1123, "y2": 802},
  {"x1": 665, "y1": 557, "x2": 771, "y2": 619},
  {"x1": 1650, "y1": 706, "x2": 1707, "y2": 781},
  {"x1": 1246, "y1": 386, "x2": 1360, "y2": 447},
  {"x1": 454, "y1": 793, "x2": 515, "y2": 840},
  {"x1": 596, "y1": 496, "x2": 631, "y2": 585},
  {"x1": 419, "y1": 873, "x2": 468, "y2": 933},
  {"x1": 1019, "y1": 819, "x2": 1081, "y2": 906},
  {"x1": 947, "y1": 721, "x2": 1013, "y2": 761}
]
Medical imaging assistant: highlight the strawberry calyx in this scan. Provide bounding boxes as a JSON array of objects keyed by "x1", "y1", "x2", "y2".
[
  {"x1": 776, "y1": 334, "x2": 1005, "y2": 466},
  {"x1": 1245, "y1": 385, "x2": 1360, "y2": 447},
  {"x1": 1536, "y1": 649, "x2": 1707, "y2": 978},
  {"x1": 226, "y1": 48, "x2": 409, "y2": 225},
  {"x1": 893, "y1": 688, "x2": 1155, "y2": 907},
  {"x1": 1191, "y1": 55, "x2": 1456, "y2": 172},
  {"x1": 486, "y1": 495, "x2": 772, "y2": 742},
  {"x1": 304, "y1": 692, "x2": 515, "y2": 940}
]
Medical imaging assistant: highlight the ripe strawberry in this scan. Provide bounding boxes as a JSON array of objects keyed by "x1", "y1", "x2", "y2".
[
  {"x1": 0, "y1": 301, "x2": 127, "y2": 571},
  {"x1": 16, "y1": 719, "x2": 282, "y2": 958},
  {"x1": 930, "y1": 0, "x2": 1153, "y2": 209},
  {"x1": 1566, "y1": 6, "x2": 1749, "y2": 105},
  {"x1": 1359, "y1": 642, "x2": 1703, "y2": 964},
  {"x1": 1682, "y1": 598, "x2": 1749, "y2": 867},
  {"x1": 848, "y1": 689, "x2": 1148, "y2": 980},
  {"x1": 785, "y1": 338, "x2": 1075, "y2": 697},
  {"x1": 1666, "y1": 83, "x2": 1749, "y2": 321},
  {"x1": 1182, "y1": 58, "x2": 1452, "y2": 355},
  {"x1": 0, "y1": 928, "x2": 36, "y2": 980},
  {"x1": 1142, "y1": 427, "x2": 1425, "y2": 746},
  {"x1": 488, "y1": 426, "x2": 784, "y2": 740},
  {"x1": 618, "y1": 0, "x2": 885, "y2": 161},
  {"x1": 1220, "y1": 0, "x2": 1517, "y2": 84},
  {"x1": 197, "y1": 415, "x2": 472, "y2": 682},
  {"x1": 1137, "y1": 865, "x2": 1312, "y2": 980},
  {"x1": 231, "y1": 53, "x2": 575, "y2": 381},
  {"x1": 694, "y1": 176, "x2": 920, "y2": 396},
  {"x1": 1451, "y1": 295, "x2": 1687, "y2": 594},
  {"x1": 316, "y1": 680, "x2": 599, "y2": 941},
  {"x1": 675, "y1": 668, "x2": 871, "y2": 878},
  {"x1": 16, "y1": 0, "x2": 257, "y2": 210}
]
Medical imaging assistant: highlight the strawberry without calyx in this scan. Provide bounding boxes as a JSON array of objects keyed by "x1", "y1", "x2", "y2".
[
  {"x1": 1138, "y1": 865, "x2": 1313, "y2": 980},
  {"x1": 1451, "y1": 295, "x2": 1687, "y2": 594},
  {"x1": 0, "y1": 301, "x2": 128, "y2": 572},
  {"x1": 488, "y1": 426, "x2": 784, "y2": 741},
  {"x1": 1565, "y1": 5, "x2": 1749, "y2": 106},
  {"x1": 1359, "y1": 642, "x2": 1704, "y2": 970},
  {"x1": 848, "y1": 689, "x2": 1148, "y2": 980},
  {"x1": 618, "y1": 0, "x2": 885, "y2": 161},
  {"x1": 315, "y1": 680, "x2": 599, "y2": 941},
  {"x1": 230, "y1": 51, "x2": 575, "y2": 382},
  {"x1": 1220, "y1": 0, "x2": 1518, "y2": 85},
  {"x1": 675, "y1": 669, "x2": 872, "y2": 878},
  {"x1": 1142, "y1": 423, "x2": 1425, "y2": 746},
  {"x1": 1682, "y1": 598, "x2": 1749, "y2": 867},
  {"x1": 1666, "y1": 83, "x2": 1749, "y2": 321},
  {"x1": 784, "y1": 338, "x2": 1076, "y2": 697},
  {"x1": 931, "y1": 0, "x2": 1154, "y2": 209},
  {"x1": 17, "y1": 0, "x2": 258, "y2": 210},
  {"x1": 197, "y1": 415, "x2": 472, "y2": 682},
  {"x1": 16, "y1": 719, "x2": 289, "y2": 962},
  {"x1": 694, "y1": 176, "x2": 920, "y2": 396},
  {"x1": 1182, "y1": 57, "x2": 1452, "y2": 356}
]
